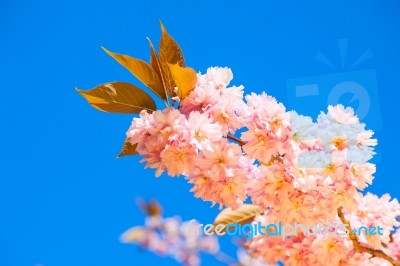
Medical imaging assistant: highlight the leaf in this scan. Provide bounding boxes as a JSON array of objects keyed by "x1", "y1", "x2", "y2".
[
  {"x1": 159, "y1": 59, "x2": 176, "y2": 97},
  {"x1": 117, "y1": 138, "x2": 138, "y2": 158},
  {"x1": 101, "y1": 47, "x2": 166, "y2": 100},
  {"x1": 213, "y1": 204, "x2": 265, "y2": 233},
  {"x1": 147, "y1": 38, "x2": 168, "y2": 100},
  {"x1": 120, "y1": 226, "x2": 147, "y2": 243},
  {"x1": 77, "y1": 82, "x2": 156, "y2": 113},
  {"x1": 168, "y1": 64, "x2": 197, "y2": 100},
  {"x1": 136, "y1": 198, "x2": 163, "y2": 217},
  {"x1": 159, "y1": 21, "x2": 185, "y2": 96},
  {"x1": 159, "y1": 21, "x2": 185, "y2": 67}
]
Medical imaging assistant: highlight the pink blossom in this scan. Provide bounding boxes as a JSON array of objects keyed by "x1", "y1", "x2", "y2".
[
  {"x1": 122, "y1": 215, "x2": 219, "y2": 266},
  {"x1": 346, "y1": 192, "x2": 400, "y2": 249},
  {"x1": 187, "y1": 111, "x2": 222, "y2": 150},
  {"x1": 204, "y1": 67, "x2": 233, "y2": 88},
  {"x1": 122, "y1": 66, "x2": 400, "y2": 265},
  {"x1": 328, "y1": 104, "x2": 359, "y2": 124}
]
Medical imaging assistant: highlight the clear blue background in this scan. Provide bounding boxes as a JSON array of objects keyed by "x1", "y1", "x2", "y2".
[{"x1": 1, "y1": 1, "x2": 399, "y2": 265}]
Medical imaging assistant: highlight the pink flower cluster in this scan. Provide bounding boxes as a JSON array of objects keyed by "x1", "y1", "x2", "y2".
[
  {"x1": 121, "y1": 215, "x2": 219, "y2": 266},
  {"x1": 125, "y1": 67, "x2": 400, "y2": 265},
  {"x1": 246, "y1": 192, "x2": 400, "y2": 266},
  {"x1": 128, "y1": 67, "x2": 250, "y2": 209},
  {"x1": 127, "y1": 67, "x2": 379, "y2": 222},
  {"x1": 345, "y1": 193, "x2": 400, "y2": 249}
]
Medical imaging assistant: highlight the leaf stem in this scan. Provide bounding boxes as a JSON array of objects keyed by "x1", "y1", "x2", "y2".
[{"x1": 337, "y1": 207, "x2": 400, "y2": 266}]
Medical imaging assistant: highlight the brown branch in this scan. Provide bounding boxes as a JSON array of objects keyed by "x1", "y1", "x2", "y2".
[
  {"x1": 337, "y1": 207, "x2": 400, "y2": 266},
  {"x1": 383, "y1": 233, "x2": 395, "y2": 248},
  {"x1": 227, "y1": 134, "x2": 246, "y2": 146}
]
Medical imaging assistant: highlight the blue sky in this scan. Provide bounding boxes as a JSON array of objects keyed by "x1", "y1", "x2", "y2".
[{"x1": 1, "y1": 1, "x2": 400, "y2": 265}]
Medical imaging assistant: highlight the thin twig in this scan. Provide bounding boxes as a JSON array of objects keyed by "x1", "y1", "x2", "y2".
[
  {"x1": 337, "y1": 207, "x2": 400, "y2": 266},
  {"x1": 227, "y1": 134, "x2": 246, "y2": 146}
]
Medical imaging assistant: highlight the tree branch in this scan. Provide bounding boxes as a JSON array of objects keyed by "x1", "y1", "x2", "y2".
[
  {"x1": 337, "y1": 207, "x2": 400, "y2": 266},
  {"x1": 227, "y1": 134, "x2": 246, "y2": 146}
]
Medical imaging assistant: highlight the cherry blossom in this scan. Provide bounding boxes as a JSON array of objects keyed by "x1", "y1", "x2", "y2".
[{"x1": 123, "y1": 66, "x2": 399, "y2": 266}]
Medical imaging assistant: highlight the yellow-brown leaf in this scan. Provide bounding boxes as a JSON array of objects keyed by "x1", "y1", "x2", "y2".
[
  {"x1": 77, "y1": 82, "x2": 156, "y2": 113},
  {"x1": 168, "y1": 64, "x2": 197, "y2": 101},
  {"x1": 159, "y1": 21, "x2": 185, "y2": 67},
  {"x1": 101, "y1": 47, "x2": 166, "y2": 100},
  {"x1": 136, "y1": 198, "x2": 163, "y2": 217},
  {"x1": 159, "y1": 59, "x2": 175, "y2": 97},
  {"x1": 213, "y1": 204, "x2": 265, "y2": 233},
  {"x1": 117, "y1": 138, "x2": 138, "y2": 158},
  {"x1": 147, "y1": 38, "x2": 168, "y2": 99},
  {"x1": 159, "y1": 22, "x2": 185, "y2": 96},
  {"x1": 120, "y1": 226, "x2": 147, "y2": 243}
]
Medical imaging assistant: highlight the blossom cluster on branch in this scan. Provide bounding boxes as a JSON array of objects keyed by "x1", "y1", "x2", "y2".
[
  {"x1": 124, "y1": 67, "x2": 400, "y2": 265},
  {"x1": 246, "y1": 193, "x2": 400, "y2": 266},
  {"x1": 128, "y1": 67, "x2": 373, "y2": 212},
  {"x1": 121, "y1": 200, "x2": 271, "y2": 266},
  {"x1": 122, "y1": 214, "x2": 219, "y2": 265},
  {"x1": 78, "y1": 23, "x2": 400, "y2": 266}
]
